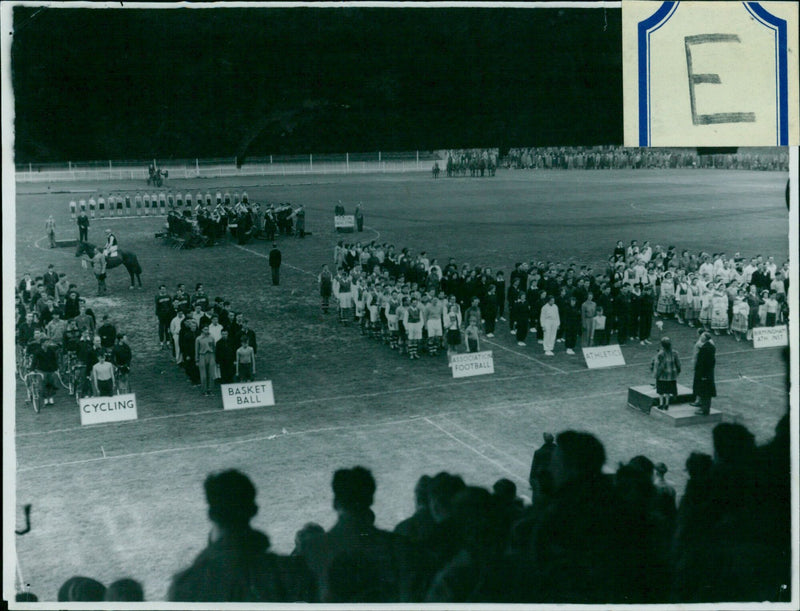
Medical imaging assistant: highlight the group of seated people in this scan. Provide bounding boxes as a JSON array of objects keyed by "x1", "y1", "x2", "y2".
[
  {"x1": 326, "y1": 238, "x2": 789, "y2": 359},
  {"x1": 16, "y1": 266, "x2": 132, "y2": 402},
  {"x1": 501, "y1": 145, "x2": 791, "y2": 171},
  {"x1": 36, "y1": 411, "x2": 790, "y2": 603},
  {"x1": 158, "y1": 283, "x2": 259, "y2": 396}
]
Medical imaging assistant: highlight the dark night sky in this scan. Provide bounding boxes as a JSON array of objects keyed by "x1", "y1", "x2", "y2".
[{"x1": 11, "y1": 6, "x2": 622, "y2": 163}]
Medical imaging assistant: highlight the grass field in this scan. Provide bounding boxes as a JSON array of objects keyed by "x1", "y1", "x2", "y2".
[{"x1": 10, "y1": 168, "x2": 791, "y2": 601}]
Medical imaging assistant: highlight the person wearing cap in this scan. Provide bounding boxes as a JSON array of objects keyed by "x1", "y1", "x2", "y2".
[{"x1": 103, "y1": 228, "x2": 119, "y2": 261}]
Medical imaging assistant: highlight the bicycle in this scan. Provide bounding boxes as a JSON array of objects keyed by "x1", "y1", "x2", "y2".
[
  {"x1": 23, "y1": 371, "x2": 44, "y2": 414},
  {"x1": 16, "y1": 344, "x2": 30, "y2": 381},
  {"x1": 115, "y1": 366, "x2": 131, "y2": 395}
]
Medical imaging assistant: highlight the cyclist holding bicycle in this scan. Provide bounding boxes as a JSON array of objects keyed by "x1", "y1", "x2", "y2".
[
  {"x1": 111, "y1": 333, "x2": 132, "y2": 393},
  {"x1": 30, "y1": 334, "x2": 60, "y2": 406}
]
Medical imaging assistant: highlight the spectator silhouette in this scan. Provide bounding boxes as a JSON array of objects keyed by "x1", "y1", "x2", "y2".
[
  {"x1": 105, "y1": 578, "x2": 144, "y2": 601},
  {"x1": 527, "y1": 430, "x2": 627, "y2": 603},
  {"x1": 168, "y1": 469, "x2": 317, "y2": 602},
  {"x1": 57, "y1": 576, "x2": 106, "y2": 602},
  {"x1": 421, "y1": 472, "x2": 467, "y2": 571},
  {"x1": 300, "y1": 466, "x2": 429, "y2": 602},
  {"x1": 528, "y1": 432, "x2": 556, "y2": 504},
  {"x1": 394, "y1": 474, "x2": 436, "y2": 544},
  {"x1": 425, "y1": 486, "x2": 515, "y2": 602},
  {"x1": 671, "y1": 423, "x2": 782, "y2": 602}
]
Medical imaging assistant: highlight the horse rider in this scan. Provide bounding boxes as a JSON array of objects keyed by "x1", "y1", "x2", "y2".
[{"x1": 103, "y1": 228, "x2": 119, "y2": 263}]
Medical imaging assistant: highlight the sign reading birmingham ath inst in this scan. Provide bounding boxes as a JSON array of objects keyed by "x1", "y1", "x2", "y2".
[
  {"x1": 449, "y1": 351, "x2": 495, "y2": 379},
  {"x1": 334, "y1": 215, "x2": 355, "y2": 229},
  {"x1": 752, "y1": 325, "x2": 788, "y2": 348},
  {"x1": 623, "y1": 1, "x2": 799, "y2": 146},
  {"x1": 582, "y1": 345, "x2": 626, "y2": 369},
  {"x1": 79, "y1": 394, "x2": 138, "y2": 426},
  {"x1": 222, "y1": 381, "x2": 276, "y2": 410}
]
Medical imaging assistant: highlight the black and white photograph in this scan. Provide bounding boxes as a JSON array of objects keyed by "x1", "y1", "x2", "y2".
[{"x1": 3, "y1": 1, "x2": 797, "y2": 607}]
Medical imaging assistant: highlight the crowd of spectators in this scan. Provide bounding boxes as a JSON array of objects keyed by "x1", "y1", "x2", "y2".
[
  {"x1": 35, "y1": 410, "x2": 790, "y2": 603},
  {"x1": 325, "y1": 237, "x2": 789, "y2": 360},
  {"x1": 501, "y1": 146, "x2": 790, "y2": 171},
  {"x1": 156, "y1": 282, "x2": 259, "y2": 396},
  {"x1": 15, "y1": 264, "x2": 131, "y2": 403},
  {"x1": 443, "y1": 149, "x2": 499, "y2": 177}
]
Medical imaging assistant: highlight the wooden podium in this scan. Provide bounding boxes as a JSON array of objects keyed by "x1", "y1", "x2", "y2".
[{"x1": 627, "y1": 383, "x2": 721, "y2": 426}]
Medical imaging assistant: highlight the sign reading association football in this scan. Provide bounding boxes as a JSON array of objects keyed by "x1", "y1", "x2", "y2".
[
  {"x1": 582, "y1": 345, "x2": 626, "y2": 369},
  {"x1": 222, "y1": 381, "x2": 275, "y2": 410},
  {"x1": 752, "y1": 325, "x2": 788, "y2": 348},
  {"x1": 79, "y1": 393, "x2": 138, "y2": 426},
  {"x1": 449, "y1": 351, "x2": 494, "y2": 378}
]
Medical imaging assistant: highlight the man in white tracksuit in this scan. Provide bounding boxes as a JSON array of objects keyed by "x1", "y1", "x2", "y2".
[{"x1": 540, "y1": 295, "x2": 561, "y2": 356}]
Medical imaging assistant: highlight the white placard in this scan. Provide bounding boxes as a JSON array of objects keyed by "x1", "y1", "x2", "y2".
[
  {"x1": 582, "y1": 344, "x2": 626, "y2": 369},
  {"x1": 334, "y1": 215, "x2": 355, "y2": 228},
  {"x1": 752, "y1": 325, "x2": 788, "y2": 348},
  {"x1": 449, "y1": 351, "x2": 494, "y2": 378},
  {"x1": 221, "y1": 381, "x2": 275, "y2": 410},
  {"x1": 79, "y1": 393, "x2": 138, "y2": 426}
]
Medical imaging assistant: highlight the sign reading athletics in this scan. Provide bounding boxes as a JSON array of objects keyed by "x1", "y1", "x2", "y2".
[
  {"x1": 582, "y1": 345, "x2": 626, "y2": 369},
  {"x1": 222, "y1": 381, "x2": 275, "y2": 410},
  {"x1": 449, "y1": 351, "x2": 494, "y2": 378},
  {"x1": 752, "y1": 325, "x2": 788, "y2": 349},
  {"x1": 79, "y1": 393, "x2": 138, "y2": 426}
]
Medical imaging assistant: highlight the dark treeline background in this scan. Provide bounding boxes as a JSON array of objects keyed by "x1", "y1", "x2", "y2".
[{"x1": 12, "y1": 6, "x2": 621, "y2": 163}]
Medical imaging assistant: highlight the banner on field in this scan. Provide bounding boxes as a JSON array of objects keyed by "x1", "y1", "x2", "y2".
[
  {"x1": 752, "y1": 325, "x2": 788, "y2": 348},
  {"x1": 80, "y1": 393, "x2": 138, "y2": 426},
  {"x1": 449, "y1": 351, "x2": 494, "y2": 378},
  {"x1": 582, "y1": 344, "x2": 626, "y2": 369},
  {"x1": 221, "y1": 381, "x2": 275, "y2": 410},
  {"x1": 334, "y1": 215, "x2": 355, "y2": 232}
]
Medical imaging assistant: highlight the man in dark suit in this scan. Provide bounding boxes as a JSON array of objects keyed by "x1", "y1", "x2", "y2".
[
  {"x1": 269, "y1": 243, "x2": 282, "y2": 286},
  {"x1": 528, "y1": 432, "x2": 556, "y2": 503},
  {"x1": 691, "y1": 332, "x2": 717, "y2": 415}
]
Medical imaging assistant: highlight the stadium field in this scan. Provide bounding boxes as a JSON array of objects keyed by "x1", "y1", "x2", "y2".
[{"x1": 11, "y1": 168, "x2": 790, "y2": 600}]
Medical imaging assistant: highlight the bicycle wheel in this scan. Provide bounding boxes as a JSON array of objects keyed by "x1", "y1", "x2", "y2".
[
  {"x1": 16, "y1": 346, "x2": 28, "y2": 381},
  {"x1": 28, "y1": 375, "x2": 42, "y2": 414}
]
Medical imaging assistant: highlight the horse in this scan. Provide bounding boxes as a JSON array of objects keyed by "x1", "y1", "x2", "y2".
[{"x1": 75, "y1": 241, "x2": 143, "y2": 289}]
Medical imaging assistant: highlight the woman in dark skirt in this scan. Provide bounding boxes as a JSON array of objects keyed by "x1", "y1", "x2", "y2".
[{"x1": 651, "y1": 336, "x2": 681, "y2": 410}]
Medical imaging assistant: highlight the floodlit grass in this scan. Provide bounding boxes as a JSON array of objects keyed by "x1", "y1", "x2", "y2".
[{"x1": 12, "y1": 168, "x2": 789, "y2": 599}]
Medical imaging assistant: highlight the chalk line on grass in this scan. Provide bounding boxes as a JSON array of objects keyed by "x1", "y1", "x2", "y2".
[
  {"x1": 433, "y1": 414, "x2": 529, "y2": 468},
  {"x1": 482, "y1": 338, "x2": 568, "y2": 374},
  {"x1": 422, "y1": 417, "x2": 528, "y2": 486},
  {"x1": 739, "y1": 374, "x2": 788, "y2": 393}
]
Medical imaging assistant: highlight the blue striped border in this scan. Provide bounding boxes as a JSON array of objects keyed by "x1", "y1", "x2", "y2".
[
  {"x1": 744, "y1": 2, "x2": 789, "y2": 145},
  {"x1": 637, "y1": 2, "x2": 678, "y2": 146}
]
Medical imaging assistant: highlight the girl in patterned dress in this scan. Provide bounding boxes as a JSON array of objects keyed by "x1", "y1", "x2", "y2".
[
  {"x1": 730, "y1": 292, "x2": 749, "y2": 342},
  {"x1": 675, "y1": 273, "x2": 690, "y2": 324},
  {"x1": 698, "y1": 283, "x2": 713, "y2": 332},
  {"x1": 710, "y1": 285, "x2": 729, "y2": 335},
  {"x1": 686, "y1": 276, "x2": 700, "y2": 327},
  {"x1": 656, "y1": 271, "x2": 676, "y2": 317}
]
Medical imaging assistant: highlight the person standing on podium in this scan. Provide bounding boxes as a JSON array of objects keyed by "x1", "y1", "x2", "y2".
[
  {"x1": 691, "y1": 332, "x2": 717, "y2": 415},
  {"x1": 651, "y1": 337, "x2": 681, "y2": 411}
]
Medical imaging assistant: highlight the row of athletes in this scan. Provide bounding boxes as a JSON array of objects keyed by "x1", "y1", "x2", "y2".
[
  {"x1": 155, "y1": 283, "x2": 259, "y2": 395},
  {"x1": 322, "y1": 265, "x2": 495, "y2": 359},
  {"x1": 70, "y1": 190, "x2": 253, "y2": 220}
]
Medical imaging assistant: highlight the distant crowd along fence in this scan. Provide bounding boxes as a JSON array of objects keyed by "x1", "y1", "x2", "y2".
[
  {"x1": 16, "y1": 152, "x2": 444, "y2": 183},
  {"x1": 67, "y1": 190, "x2": 254, "y2": 219}
]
